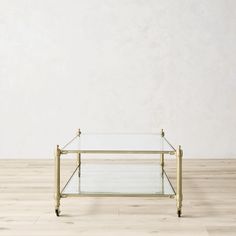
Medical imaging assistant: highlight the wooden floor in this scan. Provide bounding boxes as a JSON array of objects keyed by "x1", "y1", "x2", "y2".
[{"x1": 0, "y1": 159, "x2": 236, "y2": 236}]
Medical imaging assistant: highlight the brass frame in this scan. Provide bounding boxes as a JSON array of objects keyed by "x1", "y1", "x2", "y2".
[{"x1": 54, "y1": 129, "x2": 183, "y2": 217}]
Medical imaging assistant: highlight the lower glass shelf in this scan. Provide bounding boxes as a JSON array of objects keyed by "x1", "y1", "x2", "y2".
[{"x1": 61, "y1": 162, "x2": 175, "y2": 196}]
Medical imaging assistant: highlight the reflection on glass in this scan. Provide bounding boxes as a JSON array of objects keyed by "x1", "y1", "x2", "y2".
[
  {"x1": 62, "y1": 162, "x2": 175, "y2": 195},
  {"x1": 62, "y1": 134, "x2": 175, "y2": 152}
]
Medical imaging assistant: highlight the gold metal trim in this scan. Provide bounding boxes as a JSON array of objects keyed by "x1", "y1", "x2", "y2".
[
  {"x1": 61, "y1": 150, "x2": 176, "y2": 155},
  {"x1": 61, "y1": 193, "x2": 176, "y2": 198}
]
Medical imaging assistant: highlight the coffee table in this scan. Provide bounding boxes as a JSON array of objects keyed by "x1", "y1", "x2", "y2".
[{"x1": 54, "y1": 129, "x2": 183, "y2": 217}]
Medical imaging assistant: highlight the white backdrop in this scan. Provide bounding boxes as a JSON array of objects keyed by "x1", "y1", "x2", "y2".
[{"x1": 0, "y1": 0, "x2": 236, "y2": 158}]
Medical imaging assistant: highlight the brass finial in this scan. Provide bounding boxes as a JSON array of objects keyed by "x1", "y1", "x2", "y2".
[{"x1": 161, "y1": 129, "x2": 165, "y2": 137}]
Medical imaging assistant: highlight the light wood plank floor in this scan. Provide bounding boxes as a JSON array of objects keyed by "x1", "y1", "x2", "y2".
[{"x1": 0, "y1": 159, "x2": 236, "y2": 236}]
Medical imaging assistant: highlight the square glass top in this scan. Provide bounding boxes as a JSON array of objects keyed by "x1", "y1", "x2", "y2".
[{"x1": 61, "y1": 133, "x2": 175, "y2": 153}]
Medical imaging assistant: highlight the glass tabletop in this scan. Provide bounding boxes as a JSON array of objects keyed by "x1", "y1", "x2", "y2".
[
  {"x1": 61, "y1": 162, "x2": 175, "y2": 196},
  {"x1": 61, "y1": 133, "x2": 175, "y2": 153}
]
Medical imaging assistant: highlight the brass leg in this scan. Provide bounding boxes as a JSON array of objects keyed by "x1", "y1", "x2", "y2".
[
  {"x1": 55, "y1": 145, "x2": 61, "y2": 216},
  {"x1": 77, "y1": 129, "x2": 81, "y2": 177},
  {"x1": 160, "y1": 129, "x2": 165, "y2": 167},
  {"x1": 77, "y1": 153, "x2": 81, "y2": 193},
  {"x1": 160, "y1": 152, "x2": 164, "y2": 194},
  {"x1": 160, "y1": 153, "x2": 164, "y2": 167},
  {"x1": 176, "y1": 145, "x2": 183, "y2": 217},
  {"x1": 77, "y1": 153, "x2": 81, "y2": 176},
  {"x1": 161, "y1": 156, "x2": 164, "y2": 194},
  {"x1": 77, "y1": 129, "x2": 82, "y2": 193}
]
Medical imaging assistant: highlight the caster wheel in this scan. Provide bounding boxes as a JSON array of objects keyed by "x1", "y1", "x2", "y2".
[
  {"x1": 55, "y1": 209, "x2": 60, "y2": 217},
  {"x1": 177, "y1": 210, "x2": 181, "y2": 217}
]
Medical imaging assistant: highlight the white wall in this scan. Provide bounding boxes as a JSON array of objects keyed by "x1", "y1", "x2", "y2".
[{"x1": 0, "y1": 0, "x2": 236, "y2": 159}]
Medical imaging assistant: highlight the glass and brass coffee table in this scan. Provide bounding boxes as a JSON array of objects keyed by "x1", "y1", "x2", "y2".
[{"x1": 54, "y1": 129, "x2": 183, "y2": 217}]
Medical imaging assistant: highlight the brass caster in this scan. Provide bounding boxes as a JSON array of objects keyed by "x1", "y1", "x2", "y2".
[
  {"x1": 177, "y1": 210, "x2": 181, "y2": 217},
  {"x1": 55, "y1": 208, "x2": 60, "y2": 217}
]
